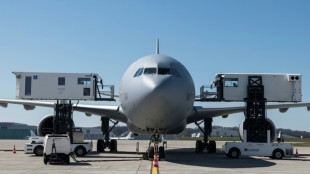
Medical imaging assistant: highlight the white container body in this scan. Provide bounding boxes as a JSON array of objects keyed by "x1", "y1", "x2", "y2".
[
  {"x1": 217, "y1": 73, "x2": 302, "y2": 102},
  {"x1": 43, "y1": 134, "x2": 71, "y2": 155},
  {"x1": 13, "y1": 72, "x2": 98, "y2": 100}
]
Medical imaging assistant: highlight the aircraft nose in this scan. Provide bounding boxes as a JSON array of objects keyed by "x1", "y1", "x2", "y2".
[
  {"x1": 140, "y1": 75, "x2": 180, "y2": 118},
  {"x1": 142, "y1": 75, "x2": 172, "y2": 90}
]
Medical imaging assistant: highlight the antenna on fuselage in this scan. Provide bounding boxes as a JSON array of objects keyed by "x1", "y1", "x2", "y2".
[{"x1": 156, "y1": 38, "x2": 159, "y2": 54}]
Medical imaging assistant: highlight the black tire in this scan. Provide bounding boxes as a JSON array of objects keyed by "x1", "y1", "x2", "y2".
[
  {"x1": 43, "y1": 153, "x2": 48, "y2": 165},
  {"x1": 195, "y1": 140, "x2": 203, "y2": 153},
  {"x1": 34, "y1": 146, "x2": 44, "y2": 156},
  {"x1": 110, "y1": 139, "x2": 117, "y2": 152},
  {"x1": 65, "y1": 155, "x2": 70, "y2": 165},
  {"x1": 148, "y1": 146, "x2": 154, "y2": 160},
  {"x1": 228, "y1": 148, "x2": 240, "y2": 159},
  {"x1": 97, "y1": 139, "x2": 104, "y2": 152},
  {"x1": 273, "y1": 149, "x2": 284, "y2": 159},
  {"x1": 159, "y1": 146, "x2": 165, "y2": 160},
  {"x1": 75, "y1": 146, "x2": 87, "y2": 157},
  {"x1": 208, "y1": 140, "x2": 216, "y2": 153}
]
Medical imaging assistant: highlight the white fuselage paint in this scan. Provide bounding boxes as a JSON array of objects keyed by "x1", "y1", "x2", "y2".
[{"x1": 119, "y1": 54, "x2": 195, "y2": 134}]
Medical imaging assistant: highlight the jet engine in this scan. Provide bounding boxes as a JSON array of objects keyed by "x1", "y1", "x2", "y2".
[
  {"x1": 37, "y1": 114, "x2": 54, "y2": 136},
  {"x1": 239, "y1": 118, "x2": 276, "y2": 143},
  {"x1": 37, "y1": 114, "x2": 75, "y2": 136}
]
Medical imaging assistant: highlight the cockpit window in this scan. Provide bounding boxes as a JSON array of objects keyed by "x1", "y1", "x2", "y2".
[
  {"x1": 158, "y1": 68, "x2": 170, "y2": 75},
  {"x1": 138, "y1": 68, "x2": 144, "y2": 76},
  {"x1": 134, "y1": 68, "x2": 141, "y2": 77},
  {"x1": 134, "y1": 68, "x2": 144, "y2": 77},
  {"x1": 144, "y1": 68, "x2": 157, "y2": 75}
]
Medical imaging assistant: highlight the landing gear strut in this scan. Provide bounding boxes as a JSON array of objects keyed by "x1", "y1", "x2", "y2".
[
  {"x1": 195, "y1": 118, "x2": 216, "y2": 153},
  {"x1": 143, "y1": 132, "x2": 167, "y2": 160},
  {"x1": 97, "y1": 118, "x2": 119, "y2": 152}
]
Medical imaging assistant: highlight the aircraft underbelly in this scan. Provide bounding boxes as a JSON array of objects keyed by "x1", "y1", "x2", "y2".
[{"x1": 126, "y1": 101, "x2": 189, "y2": 134}]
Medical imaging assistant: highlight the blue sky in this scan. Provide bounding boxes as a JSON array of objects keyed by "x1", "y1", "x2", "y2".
[{"x1": 0, "y1": 1, "x2": 309, "y2": 131}]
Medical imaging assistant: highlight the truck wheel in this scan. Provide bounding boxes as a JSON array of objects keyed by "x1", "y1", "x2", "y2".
[
  {"x1": 67, "y1": 155, "x2": 70, "y2": 165},
  {"x1": 273, "y1": 149, "x2": 284, "y2": 159},
  {"x1": 43, "y1": 153, "x2": 48, "y2": 165},
  {"x1": 63, "y1": 155, "x2": 70, "y2": 165},
  {"x1": 75, "y1": 146, "x2": 86, "y2": 156},
  {"x1": 97, "y1": 139, "x2": 104, "y2": 152},
  {"x1": 34, "y1": 146, "x2": 44, "y2": 156},
  {"x1": 195, "y1": 140, "x2": 203, "y2": 153},
  {"x1": 228, "y1": 148, "x2": 240, "y2": 159},
  {"x1": 110, "y1": 140, "x2": 117, "y2": 152},
  {"x1": 208, "y1": 140, "x2": 216, "y2": 153}
]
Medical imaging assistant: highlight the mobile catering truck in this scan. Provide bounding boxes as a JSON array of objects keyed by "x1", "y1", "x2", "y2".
[
  {"x1": 198, "y1": 73, "x2": 301, "y2": 159},
  {"x1": 24, "y1": 128, "x2": 93, "y2": 157},
  {"x1": 43, "y1": 134, "x2": 71, "y2": 164}
]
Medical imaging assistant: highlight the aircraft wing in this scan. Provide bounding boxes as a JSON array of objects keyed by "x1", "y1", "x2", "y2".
[
  {"x1": 187, "y1": 103, "x2": 310, "y2": 124},
  {"x1": 0, "y1": 99, "x2": 126, "y2": 123}
]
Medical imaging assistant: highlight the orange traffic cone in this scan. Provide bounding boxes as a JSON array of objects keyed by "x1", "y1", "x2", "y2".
[
  {"x1": 13, "y1": 145, "x2": 16, "y2": 154},
  {"x1": 153, "y1": 153, "x2": 159, "y2": 168},
  {"x1": 295, "y1": 148, "x2": 299, "y2": 157},
  {"x1": 151, "y1": 153, "x2": 159, "y2": 174}
]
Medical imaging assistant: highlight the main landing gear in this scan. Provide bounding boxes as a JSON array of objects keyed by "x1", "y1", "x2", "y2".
[
  {"x1": 97, "y1": 118, "x2": 119, "y2": 152},
  {"x1": 143, "y1": 132, "x2": 167, "y2": 160},
  {"x1": 195, "y1": 118, "x2": 216, "y2": 153}
]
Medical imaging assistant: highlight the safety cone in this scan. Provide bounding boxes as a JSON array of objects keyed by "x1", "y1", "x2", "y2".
[
  {"x1": 153, "y1": 153, "x2": 159, "y2": 168},
  {"x1": 13, "y1": 145, "x2": 16, "y2": 154},
  {"x1": 295, "y1": 148, "x2": 299, "y2": 157},
  {"x1": 151, "y1": 153, "x2": 159, "y2": 174}
]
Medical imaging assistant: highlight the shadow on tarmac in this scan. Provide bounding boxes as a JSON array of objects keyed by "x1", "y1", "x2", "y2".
[
  {"x1": 1, "y1": 149, "x2": 24, "y2": 152},
  {"x1": 164, "y1": 148, "x2": 276, "y2": 168}
]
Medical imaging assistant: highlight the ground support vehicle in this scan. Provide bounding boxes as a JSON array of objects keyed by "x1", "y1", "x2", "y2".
[
  {"x1": 43, "y1": 134, "x2": 71, "y2": 165},
  {"x1": 223, "y1": 141, "x2": 294, "y2": 159}
]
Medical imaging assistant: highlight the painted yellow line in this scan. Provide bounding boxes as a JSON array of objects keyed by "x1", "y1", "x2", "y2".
[
  {"x1": 152, "y1": 166, "x2": 158, "y2": 174},
  {"x1": 150, "y1": 161, "x2": 159, "y2": 174}
]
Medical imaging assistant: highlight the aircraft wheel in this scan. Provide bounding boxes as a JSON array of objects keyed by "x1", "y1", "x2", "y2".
[
  {"x1": 110, "y1": 140, "x2": 117, "y2": 152},
  {"x1": 97, "y1": 139, "x2": 104, "y2": 152},
  {"x1": 208, "y1": 140, "x2": 216, "y2": 153},
  {"x1": 159, "y1": 146, "x2": 165, "y2": 160},
  {"x1": 195, "y1": 140, "x2": 203, "y2": 153},
  {"x1": 148, "y1": 146, "x2": 154, "y2": 160}
]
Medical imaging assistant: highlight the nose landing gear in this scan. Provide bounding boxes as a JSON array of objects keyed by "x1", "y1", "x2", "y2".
[{"x1": 143, "y1": 132, "x2": 167, "y2": 160}]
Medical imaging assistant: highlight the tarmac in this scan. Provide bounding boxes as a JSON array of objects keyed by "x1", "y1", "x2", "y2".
[{"x1": 0, "y1": 140, "x2": 309, "y2": 174}]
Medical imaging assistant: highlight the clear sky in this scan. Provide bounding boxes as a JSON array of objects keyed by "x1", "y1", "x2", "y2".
[{"x1": 0, "y1": 1, "x2": 309, "y2": 131}]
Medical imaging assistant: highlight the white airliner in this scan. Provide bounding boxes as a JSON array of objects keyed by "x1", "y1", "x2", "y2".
[
  {"x1": 110, "y1": 131, "x2": 134, "y2": 140},
  {"x1": 0, "y1": 41, "x2": 310, "y2": 159}
]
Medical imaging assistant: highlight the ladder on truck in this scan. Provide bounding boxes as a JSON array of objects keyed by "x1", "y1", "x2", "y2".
[{"x1": 244, "y1": 76, "x2": 269, "y2": 143}]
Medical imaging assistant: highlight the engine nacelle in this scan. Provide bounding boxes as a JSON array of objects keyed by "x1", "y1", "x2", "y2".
[
  {"x1": 37, "y1": 114, "x2": 54, "y2": 136},
  {"x1": 37, "y1": 114, "x2": 75, "y2": 136},
  {"x1": 239, "y1": 118, "x2": 276, "y2": 143}
]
